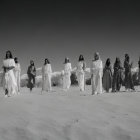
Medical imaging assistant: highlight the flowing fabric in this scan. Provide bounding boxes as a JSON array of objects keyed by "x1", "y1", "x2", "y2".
[
  {"x1": 3, "y1": 59, "x2": 18, "y2": 95},
  {"x1": 90, "y1": 60, "x2": 103, "y2": 94},
  {"x1": 14, "y1": 63, "x2": 21, "y2": 93},
  {"x1": 138, "y1": 61, "x2": 140, "y2": 83},
  {"x1": 112, "y1": 63, "x2": 123, "y2": 92},
  {"x1": 63, "y1": 63, "x2": 72, "y2": 90},
  {"x1": 76, "y1": 61, "x2": 86, "y2": 91},
  {"x1": 139, "y1": 68, "x2": 140, "y2": 83},
  {"x1": 42, "y1": 64, "x2": 52, "y2": 91},
  {"x1": 103, "y1": 66, "x2": 112, "y2": 92},
  {"x1": 27, "y1": 65, "x2": 36, "y2": 91},
  {"x1": 124, "y1": 60, "x2": 134, "y2": 90}
]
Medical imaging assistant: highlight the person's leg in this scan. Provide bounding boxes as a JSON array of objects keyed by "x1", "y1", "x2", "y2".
[
  {"x1": 30, "y1": 76, "x2": 33, "y2": 91},
  {"x1": 28, "y1": 75, "x2": 32, "y2": 91},
  {"x1": 33, "y1": 76, "x2": 35, "y2": 86}
]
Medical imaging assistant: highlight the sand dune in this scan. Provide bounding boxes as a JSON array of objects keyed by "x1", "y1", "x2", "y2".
[{"x1": 0, "y1": 86, "x2": 140, "y2": 140}]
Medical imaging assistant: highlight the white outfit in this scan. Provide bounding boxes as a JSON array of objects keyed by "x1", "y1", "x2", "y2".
[
  {"x1": 14, "y1": 63, "x2": 21, "y2": 93},
  {"x1": 42, "y1": 64, "x2": 52, "y2": 91},
  {"x1": 76, "y1": 61, "x2": 86, "y2": 91},
  {"x1": 3, "y1": 59, "x2": 18, "y2": 95},
  {"x1": 90, "y1": 59, "x2": 103, "y2": 94},
  {"x1": 63, "y1": 63, "x2": 72, "y2": 90}
]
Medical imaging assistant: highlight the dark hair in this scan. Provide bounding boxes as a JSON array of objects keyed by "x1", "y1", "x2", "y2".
[
  {"x1": 105, "y1": 58, "x2": 111, "y2": 67},
  {"x1": 14, "y1": 57, "x2": 18, "y2": 63},
  {"x1": 64, "y1": 57, "x2": 70, "y2": 64},
  {"x1": 5, "y1": 50, "x2": 13, "y2": 59},
  {"x1": 30, "y1": 60, "x2": 35, "y2": 66},
  {"x1": 79, "y1": 55, "x2": 84, "y2": 61},
  {"x1": 115, "y1": 57, "x2": 121, "y2": 66},
  {"x1": 125, "y1": 53, "x2": 129, "y2": 58},
  {"x1": 126, "y1": 55, "x2": 130, "y2": 62},
  {"x1": 44, "y1": 58, "x2": 50, "y2": 65}
]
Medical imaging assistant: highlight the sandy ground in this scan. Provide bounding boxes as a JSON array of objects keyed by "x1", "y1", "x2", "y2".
[{"x1": 0, "y1": 86, "x2": 140, "y2": 140}]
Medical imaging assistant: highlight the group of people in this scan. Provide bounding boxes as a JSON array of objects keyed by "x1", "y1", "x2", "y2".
[
  {"x1": 103, "y1": 55, "x2": 135, "y2": 94},
  {"x1": 1, "y1": 50, "x2": 140, "y2": 97}
]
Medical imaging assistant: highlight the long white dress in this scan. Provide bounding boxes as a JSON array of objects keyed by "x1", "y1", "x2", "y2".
[
  {"x1": 3, "y1": 59, "x2": 18, "y2": 95},
  {"x1": 63, "y1": 63, "x2": 72, "y2": 90},
  {"x1": 14, "y1": 63, "x2": 21, "y2": 93},
  {"x1": 90, "y1": 59, "x2": 103, "y2": 94},
  {"x1": 42, "y1": 64, "x2": 52, "y2": 91},
  {"x1": 76, "y1": 61, "x2": 86, "y2": 91}
]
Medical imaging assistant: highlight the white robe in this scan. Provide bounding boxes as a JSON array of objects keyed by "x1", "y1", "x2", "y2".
[
  {"x1": 90, "y1": 59, "x2": 103, "y2": 94},
  {"x1": 3, "y1": 59, "x2": 18, "y2": 95},
  {"x1": 63, "y1": 63, "x2": 72, "y2": 90},
  {"x1": 76, "y1": 61, "x2": 85, "y2": 91},
  {"x1": 42, "y1": 64, "x2": 52, "y2": 91},
  {"x1": 14, "y1": 63, "x2": 21, "y2": 93}
]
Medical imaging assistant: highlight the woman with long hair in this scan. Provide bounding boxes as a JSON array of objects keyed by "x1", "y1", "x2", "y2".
[
  {"x1": 14, "y1": 57, "x2": 21, "y2": 94},
  {"x1": 62, "y1": 57, "x2": 72, "y2": 90},
  {"x1": 138, "y1": 57, "x2": 140, "y2": 84},
  {"x1": 27, "y1": 60, "x2": 36, "y2": 92},
  {"x1": 90, "y1": 52, "x2": 103, "y2": 95},
  {"x1": 112, "y1": 57, "x2": 123, "y2": 92},
  {"x1": 103, "y1": 58, "x2": 113, "y2": 92},
  {"x1": 76, "y1": 55, "x2": 86, "y2": 91},
  {"x1": 42, "y1": 58, "x2": 52, "y2": 92},
  {"x1": 3, "y1": 50, "x2": 18, "y2": 97},
  {"x1": 124, "y1": 54, "x2": 135, "y2": 91}
]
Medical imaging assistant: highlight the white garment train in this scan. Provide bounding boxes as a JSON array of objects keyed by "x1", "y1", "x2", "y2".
[
  {"x1": 3, "y1": 59, "x2": 18, "y2": 95},
  {"x1": 42, "y1": 64, "x2": 52, "y2": 91},
  {"x1": 90, "y1": 59, "x2": 103, "y2": 94},
  {"x1": 63, "y1": 63, "x2": 72, "y2": 90},
  {"x1": 14, "y1": 63, "x2": 21, "y2": 93},
  {"x1": 76, "y1": 61, "x2": 86, "y2": 91}
]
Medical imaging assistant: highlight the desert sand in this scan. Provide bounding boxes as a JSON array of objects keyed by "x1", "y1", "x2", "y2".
[{"x1": 0, "y1": 86, "x2": 140, "y2": 140}]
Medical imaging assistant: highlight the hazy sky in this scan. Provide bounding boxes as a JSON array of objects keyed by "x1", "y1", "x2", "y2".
[{"x1": 0, "y1": 0, "x2": 140, "y2": 74}]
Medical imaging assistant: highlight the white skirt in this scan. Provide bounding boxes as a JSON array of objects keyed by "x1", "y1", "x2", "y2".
[{"x1": 4, "y1": 70, "x2": 18, "y2": 95}]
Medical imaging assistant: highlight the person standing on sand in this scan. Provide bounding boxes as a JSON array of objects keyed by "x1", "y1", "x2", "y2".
[
  {"x1": 124, "y1": 54, "x2": 135, "y2": 91},
  {"x1": 103, "y1": 58, "x2": 113, "y2": 93},
  {"x1": 3, "y1": 51, "x2": 18, "y2": 97},
  {"x1": 62, "y1": 58, "x2": 72, "y2": 91},
  {"x1": 42, "y1": 58, "x2": 52, "y2": 92},
  {"x1": 112, "y1": 57, "x2": 123, "y2": 92},
  {"x1": 14, "y1": 57, "x2": 21, "y2": 94},
  {"x1": 138, "y1": 57, "x2": 140, "y2": 84},
  {"x1": 27, "y1": 60, "x2": 36, "y2": 92},
  {"x1": 76, "y1": 55, "x2": 86, "y2": 91},
  {"x1": 90, "y1": 52, "x2": 103, "y2": 95}
]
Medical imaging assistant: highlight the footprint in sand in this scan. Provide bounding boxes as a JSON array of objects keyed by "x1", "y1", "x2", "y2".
[
  {"x1": 111, "y1": 126, "x2": 132, "y2": 140},
  {"x1": 63, "y1": 119, "x2": 79, "y2": 140}
]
